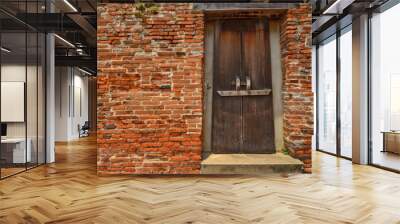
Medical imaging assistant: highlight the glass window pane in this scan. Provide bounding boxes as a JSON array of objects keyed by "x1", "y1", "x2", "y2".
[
  {"x1": 371, "y1": 3, "x2": 400, "y2": 171},
  {"x1": 318, "y1": 36, "x2": 337, "y2": 154},
  {"x1": 27, "y1": 31, "x2": 38, "y2": 169},
  {"x1": 340, "y1": 27, "x2": 352, "y2": 158},
  {"x1": 1, "y1": 30, "x2": 27, "y2": 177},
  {"x1": 38, "y1": 32, "x2": 45, "y2": 165},
  {"x1": 0, "y1": 0, "x2": 46, "y2": 179},
  {"x1": 26, "y1": 0, "x2": 40, "y2": 170}
]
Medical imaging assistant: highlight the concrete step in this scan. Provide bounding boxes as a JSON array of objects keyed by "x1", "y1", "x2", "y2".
[{"x1": 201, "y1": 153, "x2": 304, "y2": 175}]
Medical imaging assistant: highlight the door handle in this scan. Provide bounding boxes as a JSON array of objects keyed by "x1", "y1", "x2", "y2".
[
  {"x1": 236, "y1": 76, "x2": 241, "y2": 91},
  {"x1": 231, "y1": 76, "x2": 251, "y2": 91},
  {"x1": 246, "y1": 76, "x2": 251, "y2": 90},
  {"x1": 231, "y1": 76, "x2": 241, "y2": 91}
]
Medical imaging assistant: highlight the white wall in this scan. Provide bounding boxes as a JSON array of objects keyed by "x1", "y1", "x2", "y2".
[
  {"x1": 55, "y1": 67, "x2": 89, "y2": 141},
  {"x1": 55, "y1": 66, "x2": 69, "y2": 141},
  {"x1": 1, "y1": 64, "x2": 38, "y2": 138},
  {"x1": 1, "y1": 65, "x2": 27, "y2": 140},
  {"x1": 72, "y1": 73, "x2": 89, "y2": 138}
]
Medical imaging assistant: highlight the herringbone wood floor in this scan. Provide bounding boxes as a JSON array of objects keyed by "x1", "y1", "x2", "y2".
[{"x1": 1, "y1": 136, "x2": 400, "y2": 224}]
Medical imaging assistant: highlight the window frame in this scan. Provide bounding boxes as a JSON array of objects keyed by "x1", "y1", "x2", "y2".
[{"x1": 315, "y1": 24, "x2": 353, "y2": 161}]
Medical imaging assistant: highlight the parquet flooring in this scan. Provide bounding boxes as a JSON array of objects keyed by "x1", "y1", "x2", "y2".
[
  {"x1": 1, "y1": 136, "x2": 400, "y2": 223},
  {"x1": 0, "y1": 167, "x2": 26, "y2": 178}
]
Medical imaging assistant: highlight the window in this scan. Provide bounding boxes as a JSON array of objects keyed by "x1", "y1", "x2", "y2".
[
  {"x1": 339, "y1": 26, "x2": 352, "y2": 158},
  {"x1": 315, "y1": 25, "x2": 353, "y2": 159},
  {"x1": 0, "y1": 1, "x2": 47, "y2": 179},
  {"x1": 370, "y1": 3, "x2": 400, "y2": 171},
  {"x1": 317, "y1": 35, "x2": 337, "y2": 155}
]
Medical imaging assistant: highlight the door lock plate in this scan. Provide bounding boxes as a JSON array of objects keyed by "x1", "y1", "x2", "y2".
[{"x1": 217, "y1": 89, "x2": 272, "y2": 96}]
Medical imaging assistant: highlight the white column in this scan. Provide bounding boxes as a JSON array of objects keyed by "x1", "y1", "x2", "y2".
[
  {"x1": 352, "y1": 14, "x2": 369, "y2": 164},
  {"x1": 46, "y1": 32, "x2": 55, "y2": 163}
]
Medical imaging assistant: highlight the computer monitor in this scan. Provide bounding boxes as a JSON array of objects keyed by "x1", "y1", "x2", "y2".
[{"x1": 1, "y1": 123, "x2": 7, "y2": 137}]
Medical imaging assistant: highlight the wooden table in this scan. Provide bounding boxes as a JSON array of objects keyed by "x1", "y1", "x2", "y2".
[{"x1": 382, "y1": 131, "x2": 400, "y2": 154}]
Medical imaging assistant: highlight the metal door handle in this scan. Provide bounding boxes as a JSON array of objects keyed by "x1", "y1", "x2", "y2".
[
  {"x1": 235, "y1": 76, "x2": 241, "y2": 91},
  {"x1": 231, "y1": 76, "x2": 251, "y2": 91},
  {"x1": 231, "y1": 77, "x2": 241, "y2": 90},
  {"x1": 246, "y1": 76, "x2": 251, "y2": 90}
]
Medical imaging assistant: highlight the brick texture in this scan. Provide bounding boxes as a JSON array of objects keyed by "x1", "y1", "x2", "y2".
[
  {"x1": 280, "y1": 4, "x2": 313, "y2": 173},
  {"x1": 97, "y1": 3, "x2": 204, "y2": 174},
  {"x1": 97, "y1": 3, "x2": 313, "y2": 175}
]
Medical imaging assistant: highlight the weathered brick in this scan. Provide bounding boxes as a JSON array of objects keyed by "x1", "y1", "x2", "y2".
[
  {"x1": 281, "y1": 3, "x2": 313, "y2": 173},
  {"x1": 97, "y1": 3, "x2": 204, "y2": 175}
]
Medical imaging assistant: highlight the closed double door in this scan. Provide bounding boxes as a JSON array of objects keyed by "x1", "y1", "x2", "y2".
[{"x1": 212, "y1": 18, "x2": 275, "y2": 154}]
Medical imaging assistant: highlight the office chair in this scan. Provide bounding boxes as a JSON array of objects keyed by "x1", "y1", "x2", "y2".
[{"x1": 79, "y1": 121, "x2": 90, "y2": 138}]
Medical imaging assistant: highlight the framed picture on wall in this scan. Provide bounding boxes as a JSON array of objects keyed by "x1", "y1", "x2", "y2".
[{"x1": 1, "y1": 81, "x2": 25, "y2": 122}]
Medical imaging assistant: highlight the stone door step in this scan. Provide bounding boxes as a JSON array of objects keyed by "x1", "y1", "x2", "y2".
[{"x1": 201, "y1": 153, "x2": 304, "y2": 175}]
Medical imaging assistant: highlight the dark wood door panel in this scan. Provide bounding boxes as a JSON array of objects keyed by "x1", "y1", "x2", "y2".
[
  {"x1": 212, "y1": 20, "x2": 242, "y2": 153},
  {"x1": 212, "y1": 100, "x2": 242, "y2": 154},
  {"x1": 242, "y1": 96, "x2": 275, "y2": 153},
  {"x1": 211, "y1": 18, "x2": 275, "y2": 154},
  {"x1": 242, "y1": 19, "x2": 269, "y2": 90},
  {"x1": 242, "y1": 19, "x2": 275, "y2": 153}
]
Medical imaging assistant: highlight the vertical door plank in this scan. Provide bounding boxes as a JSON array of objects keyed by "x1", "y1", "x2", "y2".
[
  {"x1": 242, "y1": 19, "x2": 275, "y2": 153},
  {"x1": 212, "y1": 20, "x2": 242, "y2": 153}
]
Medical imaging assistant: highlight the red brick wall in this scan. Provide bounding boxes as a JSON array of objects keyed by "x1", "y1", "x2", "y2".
[
  {"x1": 97, "y1": 3, "x2": 313, "y2": 175},
  {"x1": 97, "y1": 3, "x2": 204, "y2": 174},
  {"x1": 280, "y1": 4, "x2": 313, "y2": 173}
]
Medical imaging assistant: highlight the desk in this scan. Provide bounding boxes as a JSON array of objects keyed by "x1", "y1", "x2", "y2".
[
  {"x1": 1, "y1": 138, "x2": 31, "y2": 163},
  {"x1": 382, "y1": 131, "x2": 400, "y2": 155}
]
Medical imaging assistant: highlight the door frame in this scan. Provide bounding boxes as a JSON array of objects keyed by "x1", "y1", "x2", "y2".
[{"x1": 202, "y1": 17, "x2": 284, "y2": 159}]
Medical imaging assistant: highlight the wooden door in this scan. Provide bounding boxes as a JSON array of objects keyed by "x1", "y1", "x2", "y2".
[{"x1": 212, "y1": 18, "x2": 275, "y2": 154}]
